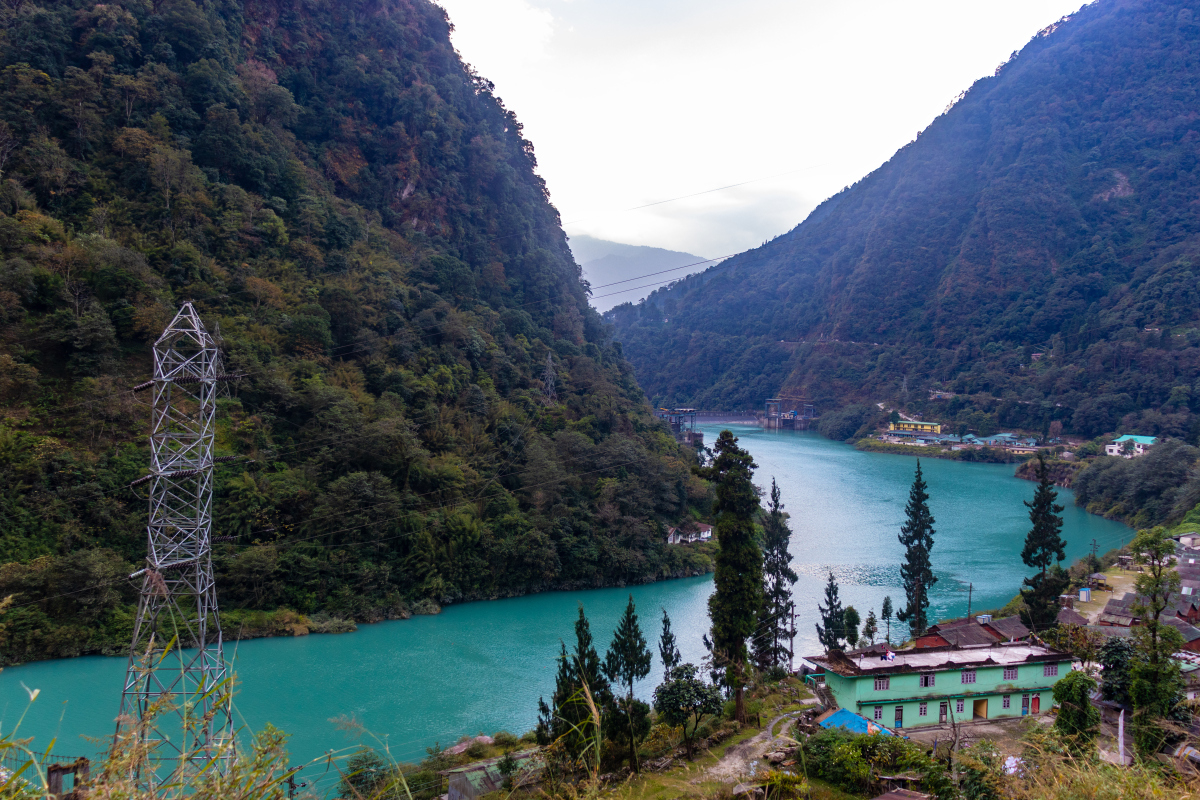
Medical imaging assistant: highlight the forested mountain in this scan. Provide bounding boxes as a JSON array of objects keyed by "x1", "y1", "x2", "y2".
[
  {"x1": 0, "y1": 0, "x2": 708, "y2": 664},
  {"x1": 610, "y1": 0, "x2": 1200, "y2": 441}
]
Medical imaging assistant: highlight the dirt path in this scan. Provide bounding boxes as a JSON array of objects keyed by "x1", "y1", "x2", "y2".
[{"x1": 703, "y1": 712, "x2": 800, "y2": 782}]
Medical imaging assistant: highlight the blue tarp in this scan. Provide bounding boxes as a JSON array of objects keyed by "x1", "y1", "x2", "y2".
[{"x1": 818, "y1": 708, "x2": 896, "y2": 736}]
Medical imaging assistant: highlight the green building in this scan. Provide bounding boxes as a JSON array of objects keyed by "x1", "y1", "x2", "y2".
[{"x1": 806, "y1": 643, "x2": 1072, "y2": 729}]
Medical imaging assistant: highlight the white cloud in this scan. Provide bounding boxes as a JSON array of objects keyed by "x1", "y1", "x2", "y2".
[{"x1": 437, "y1": 0, "x2": 1087, "y2": 259}]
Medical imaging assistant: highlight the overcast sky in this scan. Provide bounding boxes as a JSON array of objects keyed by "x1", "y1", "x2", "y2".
[{"x1": 436, "y1": 0, "x2": 1087, "y2": 264}]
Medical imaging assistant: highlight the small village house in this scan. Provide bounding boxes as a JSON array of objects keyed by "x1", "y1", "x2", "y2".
[
  {"x1": 888, "y1": 420, "x2": 942, "y2": 435},
  {"x1": 806, "y1": 642, "x2": 1072, "y2": 729},
  {"x1": 1104, "y1": 434, "x2": 1158, "y2": 458},
  {"x1": 666, "y1": 523, "x2": 713, "y2": 544},
  {"x1": 913, "y1": 615, "x2": 1030, "y2": 648}
]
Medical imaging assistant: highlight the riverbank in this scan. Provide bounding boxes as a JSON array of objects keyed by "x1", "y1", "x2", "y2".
[
  {"x1": 0, "y1": 542, "x2": 718, "y2": 667},
  {"x1": 853, "y1": 437, "x2": 1029, "y2": 463}
]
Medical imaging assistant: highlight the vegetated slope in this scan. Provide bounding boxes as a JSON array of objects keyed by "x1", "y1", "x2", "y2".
[
  {"x1": 609, "y1": 0, "x2": 1200, "y2": 441},
  {"x1": 0, "y1": 0, "x2": 709, "y2": 665}
]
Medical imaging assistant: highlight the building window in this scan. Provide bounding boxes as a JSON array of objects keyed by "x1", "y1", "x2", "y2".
[
  {"x1": 875, "y1": 677, "x2": 890, "y2": 691},
  {"x1": 1003, "y1": 667, "x2": 1018, "y2": 680},
  {"x1": 1043, "y1": 663, "x2": 1059, "y2": 677},
  {"x1": 1003, "y1": 695, "x2": 1011, "y2": 709},
  {"x1": 874, "y1": 706, "x2": 883, "y2": 721},
  {"x1": 919, "y1": 673, "x2": 935, "y2": 688},
  {"x1": 919, "y1": 702, "x2": 928, "y2": 716},
  {"x1": 961, "y1": 670, "x2": 977, "y2": 684},
  {"x1": 956, "y1": 699, "x2": 965, "y2": 714}
]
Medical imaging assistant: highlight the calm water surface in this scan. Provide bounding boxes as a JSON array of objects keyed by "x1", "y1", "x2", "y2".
[{"x1": 2, "y1": 425, "x2": 1129, "y2": 789}]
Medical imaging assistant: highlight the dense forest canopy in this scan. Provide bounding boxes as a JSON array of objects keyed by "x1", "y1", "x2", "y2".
[
  {"x1": 0, "y1": 0, "x2": 710, "y2": 664},
  {"x1": 609, "y1": 0, "x2": 1200, "y2": 441}
]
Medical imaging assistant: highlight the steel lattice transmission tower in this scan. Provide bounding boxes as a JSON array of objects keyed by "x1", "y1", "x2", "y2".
[
  {"x1": 117, "y1": 302, "x2": 233, "y2": 781},
  {"x1": 541, "y1": 353, "x2": 558, "y2": 406}
]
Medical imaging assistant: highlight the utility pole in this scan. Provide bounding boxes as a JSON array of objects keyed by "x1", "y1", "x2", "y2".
[
  {"x1": 117, "y1": 303, "x2": 235, "y2": 786},
  {"x1": 967, "y1": 583, "x2": 972, "y2": 621},
  {"x1": 1090, "y1": 538, "x2": 1099, "y2": 571},
  {"x1": 788, "y1": 604, "x2": 797, "y2": 675}
]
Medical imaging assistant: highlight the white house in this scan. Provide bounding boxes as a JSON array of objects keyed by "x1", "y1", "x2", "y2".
[
  {"x1": 1105, "y1": 435, "x2": 1158, "y2": 458},
  {"x1": 667, "y1": 523, "x2": 714, "y2": 544}
]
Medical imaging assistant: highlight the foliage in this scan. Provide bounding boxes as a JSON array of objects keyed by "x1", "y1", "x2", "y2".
[
  {"x1": 1073, "y1": 440, "x2": 1200, "y2": 528},
  {"x1": 651, "y1": 663, "x2": 723, "y2": 761},
  {"x1": 896, "y1": 461, "x2": 937, "y2": 638},
  {"x1": 815, "y1": 404, "x2": 880, "y2": 442},
  {"x1": 880, "y1": 595, "x2": 893, "y2": 644},
  {"x1": 754, "y1": 478, "x2": 797, "y2": 669},
  {"x1": 693, "y1": 429, "x2": 762, "y2": 721},
  {"x1": 0, "y1": 0, "x2": 701, "y2": 665},
  {"x1": 610, "y1": 1, "x2": 1200, "y2": 443},
  {"x1": 1019, "y1": 566, "x2": 1069, "y2": 632},
  {"x1": 602, "y1": 595, "x2": 652, "y2": 773},
  {"x1": 842, "y1": 606, "x2": 860, "y2": 649},
  {"x1": 814, "y1": 571, "x2": 845, "y2": 652},
  {"x1": 1129, "y1": 526, "x2": 1187, "y2": 755},
  {"x1": 800, "y1": 728, "x2": 954, "y2": 800},
  {"x1": 536, "y1": 605, "x2": 613, "y2": 763},
  {"x1": 1021, "y1": 454, "x2": 1066, "y2": 575},
  {"x1": 1040, "y1": 623, "x2": 1106, "y2": 668},
  {"x1": 1052, "y1": 669, "x2": 1100, "y2": 749},
  {"x1": 657, "y1": 608, "x2": 681, "y2": 678},
  {"x1": 1099, "y1": 637, "x2": 1134, "y2": 707},
  {"x1": 860, "y1": 608, "x2": 878, "y2": 645}
]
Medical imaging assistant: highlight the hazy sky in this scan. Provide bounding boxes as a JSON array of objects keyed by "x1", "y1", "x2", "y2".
[{"x1": 436, "y1": 0, "x2": 1087, "y2": 264}]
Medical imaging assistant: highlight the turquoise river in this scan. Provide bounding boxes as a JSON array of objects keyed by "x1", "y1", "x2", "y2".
[{"x1": 1, "y1": 425, "x2": 1130, "y2": 791}]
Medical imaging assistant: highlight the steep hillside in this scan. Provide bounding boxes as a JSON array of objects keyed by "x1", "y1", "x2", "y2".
[
  {"x1": 610, "y1": 0, "x2": 1200, "y2": 440},
  {"x1": 0, "y1": 0, "x2": 708, "y2": 665}
]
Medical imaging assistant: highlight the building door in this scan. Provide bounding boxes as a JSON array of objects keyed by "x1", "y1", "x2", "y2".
[
  {"x1": 1021, "y1": 694, "x2": 1030, "y2": 716},
  {"x1": 895, "y1": 706, "x2": 903, "y2": 728},
  {"x1": 1031, "y1": 695, "x2": 1040, "y2": 714},
  {"x1": 939, "y1": 702, "x2": 948, "y2": 724},
  {"x1": 972, "y1": 698, "x2": 988, "y2": 720}
]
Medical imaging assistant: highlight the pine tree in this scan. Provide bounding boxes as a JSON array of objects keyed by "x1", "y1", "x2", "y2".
[
  {"x1": 815, "y1": 571, "x2": 845, "y2": 652},
  {"x1": 896, "y1": 461, "x2": 937, "y2": 638},
  {"x1": 659, "y1": 608, "x2": 681, "y2": 677},
  {"x1": 1019, "y1": 454, "x2": 1069, "y2": 630},
  {"x1": 862, "y1": 609, "x2": 878, "y2": 645},
  {"x1": 1021, "y1": 453, "x2": 1066, "y2": 577},
  {"x1": 754, "y1": 478, "x2": 798, "y2": 670},
  {"x1": 603, "y1": 596, "x2": 653, "y2": 773},
  {"x1": 843, "y1": 606, "x2": 860, "y2": 649},
  {"x1": 881, "y1": 596, "x2": 893, "y2": 645},
  {"x1": 694, "y1": 430, "x2": 763, "y2": 722},
  {"x1": 535, "y1": 605, "x2": 612, "y2": 758}
]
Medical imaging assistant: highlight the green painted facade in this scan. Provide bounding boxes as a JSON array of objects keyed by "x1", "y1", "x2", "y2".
[{"x1": 823, "y1": 657, "x2": 1072, "y2": 729}]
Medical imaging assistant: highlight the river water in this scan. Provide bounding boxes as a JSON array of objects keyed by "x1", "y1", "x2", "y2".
[{"x1": 1, "y1": 425, "x2": 1129, "y2": 789}]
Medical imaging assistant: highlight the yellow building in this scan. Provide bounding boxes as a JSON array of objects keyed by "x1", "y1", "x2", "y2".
[{"x1": 889, "y1": 420, "x2": 942, "y2": 434}]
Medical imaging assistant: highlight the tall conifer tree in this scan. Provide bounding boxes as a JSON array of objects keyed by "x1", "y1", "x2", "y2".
[
  {"x1": 535, "y1": 605, "x2": 612, "y2": 757},
  {"x1": 815, "y1": 571, "x2": 845, "y2": 652},
  {"x1": 603, "y1": 596, "x2": 653, "y2": 773},
  {"x1": 897, "y1": 461, "x2": 937, "y2": 638},
  {"x1": 1021, "y1": 453, "x2": 1066, "y2": 577},
  {"x1": 694, "y1": 430, "x2": 763, "y2": 722},
  {"x1": 755, "y1": 478, "x2": 798, "y2": 669},
  {"x1": 1019, "y1": 453, "x2": 1070, "y2": 630},
  {"x1": 659, "y1": 608, "x2": 681, "y2": 677}
]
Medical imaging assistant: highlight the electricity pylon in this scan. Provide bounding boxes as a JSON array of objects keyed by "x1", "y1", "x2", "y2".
[
  {"x1": 117, "y1": 302, "x2": 233, "y2": 784},
  {"x1": 541, "y1": 353, "x2": 557, "y2": 406}
]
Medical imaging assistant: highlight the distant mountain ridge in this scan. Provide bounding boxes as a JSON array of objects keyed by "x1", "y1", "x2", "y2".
[
  {"x1": 568, "y1": 235, "x2": 710, "y2": 312},
  {"x1": 609, "y1": 0, "x2": 1200, "y2": 441}
]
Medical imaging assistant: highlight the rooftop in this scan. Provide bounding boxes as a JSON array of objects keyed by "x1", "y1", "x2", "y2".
[
  {"x1": 1112, "y1": 435, "x2": 1158, "y2": 445},
  {"x1": 808, "y1": 642, "x2": 1067, "y2": 676}
]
